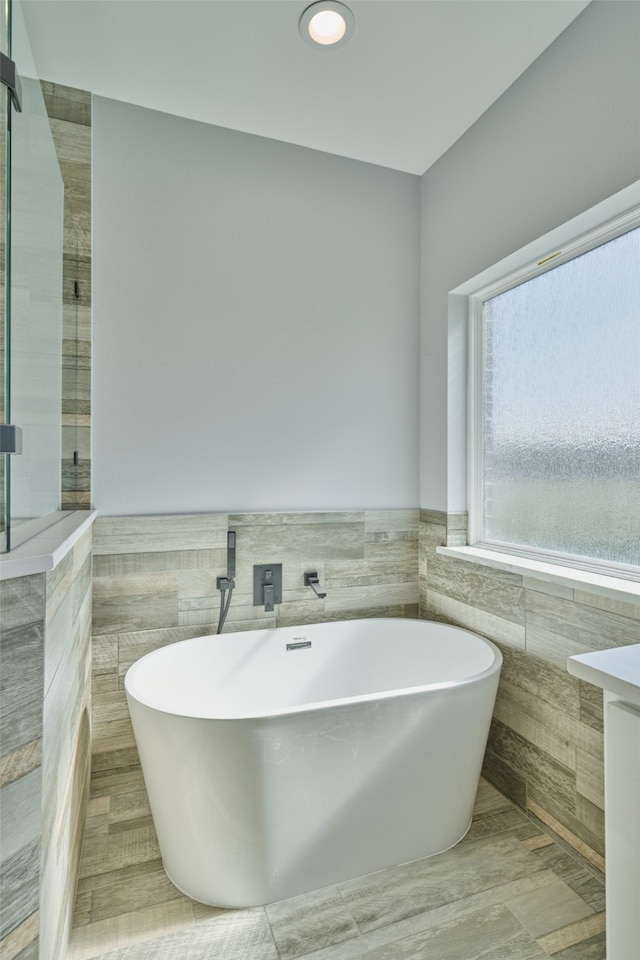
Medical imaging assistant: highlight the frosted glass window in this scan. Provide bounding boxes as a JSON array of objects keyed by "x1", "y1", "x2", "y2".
[{"x1": 481, "y1": 225, "x2": 640, "y2": 570}]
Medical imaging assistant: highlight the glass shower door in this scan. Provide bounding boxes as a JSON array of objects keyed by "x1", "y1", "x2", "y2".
[
  {"x1": 0, "y1": 1, "x2": 8, "y2": 550},
  {"x1": 2, "y1": 0, "x2": 64, "y2": 551}
]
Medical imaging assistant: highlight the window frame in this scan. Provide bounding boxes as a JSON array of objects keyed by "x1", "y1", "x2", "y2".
[{"x1": 466, "y1": 202, "x2": 640, "y2": 582}]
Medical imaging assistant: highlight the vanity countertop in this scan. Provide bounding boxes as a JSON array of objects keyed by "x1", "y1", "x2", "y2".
[{"x1": 568, "y1": 643, "x2": 640, "y2": 710}]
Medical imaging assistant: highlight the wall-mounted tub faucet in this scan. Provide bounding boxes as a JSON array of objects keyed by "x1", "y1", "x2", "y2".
[{"x1": 304, "y1": 571, "x2": 326, "y2": 599}]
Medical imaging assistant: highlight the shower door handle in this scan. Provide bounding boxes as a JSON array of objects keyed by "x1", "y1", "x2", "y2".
[{"x1": 0, "y1": 425, "x2": 23, "y2": 454}]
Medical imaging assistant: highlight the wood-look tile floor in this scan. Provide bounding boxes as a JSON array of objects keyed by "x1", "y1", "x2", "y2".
[{"x1": 67, "y1": 771, "x2": 606, "y2": 960}]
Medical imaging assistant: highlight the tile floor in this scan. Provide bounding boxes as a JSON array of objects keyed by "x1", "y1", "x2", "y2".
[{"x1": 67, "y1": 771, "x2": 606, "y2": 960}]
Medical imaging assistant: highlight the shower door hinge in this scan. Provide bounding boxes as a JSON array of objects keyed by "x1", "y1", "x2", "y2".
[
  {"x1": 0, "y1": 52, "x2": 22, "y2": 113},
  {"x1": 0, "y1": 424, "x2": 23, "y2": 454}
]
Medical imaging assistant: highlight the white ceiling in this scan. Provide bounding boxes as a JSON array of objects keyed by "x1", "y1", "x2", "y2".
[{"x1": 22, "y1": 0, "x2": 590, "y2": 175}]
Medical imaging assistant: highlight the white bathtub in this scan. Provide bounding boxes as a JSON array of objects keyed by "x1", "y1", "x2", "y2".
[{"x1": 125, "y1": 617, "x2": 502, "y2": 907}]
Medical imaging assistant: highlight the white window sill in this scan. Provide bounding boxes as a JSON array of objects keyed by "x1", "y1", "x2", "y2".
[
  {"x1": 437, "y1": 545, "x2": 640, "y2": 606},
  {"x1": 0, "y1": 510, "x2": 97, "y2": 580}
]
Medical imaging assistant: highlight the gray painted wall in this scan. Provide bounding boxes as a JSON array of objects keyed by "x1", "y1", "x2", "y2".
[
  {"x1": 92, "y1": 100, "x2": 420, "y2": 515},
  {"x1": 420, "y1": 0, "x2": 640, "y2": 510}
]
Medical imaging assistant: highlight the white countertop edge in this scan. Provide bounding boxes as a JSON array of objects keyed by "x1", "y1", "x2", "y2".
[
  {"x1": 437, "y1": 545, "x2": 640, "y2": 605},
  {"x1": 0, "y1": 510, "x2": 97, "y2": 580},
  {"x1": 568, "y1": 645, "x2": 640, "y2": 709}
]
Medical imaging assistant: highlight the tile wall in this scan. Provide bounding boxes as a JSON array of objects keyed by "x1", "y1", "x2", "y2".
[
  {"x1": 0, "y1": 526, "x2": 93, "y2": 960},
  {"x1": 0, "y1": 574, "x2": 45, "y2": 960},
  {"x1": 40, "y1": 529, "x2": 93, "y2": 960},
  {"x1": 40, "y1": 81, "x2": 92, "y2": 511},
  {"x1": 91, "y1": 510, "x2": 419, "y2": 775},
  {"x1": 420, "y1": 511, "x2": 640, "y2": 868}
]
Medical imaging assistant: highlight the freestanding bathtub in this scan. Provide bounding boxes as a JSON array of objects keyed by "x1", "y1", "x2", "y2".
[{"x1": 125, "y1": 618, "x2": 501, "y2": 907}]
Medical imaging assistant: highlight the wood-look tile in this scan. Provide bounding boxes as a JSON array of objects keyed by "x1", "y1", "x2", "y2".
[
  {"x1": 525, "y1": 589, "x2": 640, "y2": 650},
  {"x1": 116, "y1": 625, "x2": 215, "y2": 679},
  {"x1": 499, "y1": 648, "x2": 581, "y2": 720},
  {"x1": 41, "y1": 80, "x2": 91, "y2": 123},
  {"x1": 0, "y1": 739, "x2": 41, "y2": 788},
  {"x1": 523, "y1": 577, "x2": 575, "y2": 600},
  {"x1": 0, "y1": 910, "x2": 39, "y2": 960},
  {"x1": 293, "y1": 936, "x2": 368, "y2": 960},
  {"x1": 76, "y1": 855, "x2": 170, "y2": 900},
  {"x1": 426, "y1": 590, "x2": 526, "y2": 649},
  {"x1": 493, "y1": 694, "x2": 576, "y2": 771},
  {"x1": 77, "y1": 822, "x2": 160, "y2": 880},
  {"x1": 364, "y1": 509, "x2": 419, "y2": 533},
  {"x1": 579, "y1": 681, "x2": 603, "y2": 733},
  {"x1": 0, "y1": 839, "x2": 40, "y2": 942},
  {"x1": 428, "y1": 553, "x2": 525, "y2": 620},
  {"x1": 91, "y1": 718, "x2": 136, "y2": 757},
  {"x1": 93, "y1": 548, "x2": 224, "y2": 578},
  {"x1": 495, "y1": 678, "x2": 602, "y2": 764},
  {"x1": 88, "y1": 767, "x2": 147, "y2": 801},
  {"x1": 72, "y1": 890, "x2": 94, "y2": 929},
  {"x1": 230, "y1": 512, "x2": 364, "y2": 526},
  {"x1": 527, "y1": 797, "x2": 605, "y2": 870},
  {"x1": 482, "y1": 750, "x2": 528, "y2": 811},
  {"x1": 89, "y1": 745, "x2": 141, "y2": 777},
  {"x1": 1, "y1": 622, "x2": 44, "y2": 756},
  {"x1": 575, "y1": 793, "x2": 605, "y2": 847},
  {"x1": 66, "y1": 899, "x2": 197, "y2": 960},
  {"x1": 324, "y1": 558, "x2": 417, "y2": 588},
  {"x1": 536, "y1": 912, "x2": 606, "y2": 956},
  {"x1": 575, "y1": 749, "x2": 604, "y2": 810},
  {"x1": 363, "y1": 538, "x2": 419, "y2": 564},
  {"x1": 446, "y1": 512, "x2": 468, "y2": 547},
  {"x1": 525, "y1": 624, "x2": 602, "y2": 671},
  {"x1": 48, "y1": 116, "x2": 91, "y2": 166},
  {"x1": 90, "y1": 908, "x2": 278, "y2": 960},
  {"x1": 93, "y1": 574, "x2": 179, "y2": 600},
  {"x1": 574, "y1": 588, "x2": 640, "y2": 619},
  {"x1": 419, "y1": 510, "x2": 447, "y2": 525},
  {"x1": 324, "y1": 581, "x2": 418, "y2": 613},
  {"x1": 505, "y1": 877, "x2": 593, "y2": 938},
  {"x1": 471, "y1": 777, "x2": 516, "y2": 818},
  {"x1": 358, "y1": 869, "x2": 558, "y2": 956},
  {"x1": 365, "y1": 901, "x2": 548, "y2": 959},
  {"x1": 93, "y1": 691, "x2": 129, "y2": 726},
  {"x1": 490, "y1": 719, "x2": 578, "y2": 813},
  {"x1": 0, "y1": 575, "x2": 45, "y2": 630},
  {"x1": 45, "y1": 549, "x2": 75, "y2": 623},
  {"x1": 463, "y1": 806, "x2": 529, "y2": 844},
  {"x1": 234, "y1": 518, "x2": 365, "y2": 563},
  {"x1": 266, "y1": 885, "x2": 359, "y2": 960},
  {"x1": 92, "y1": 595, "x2": 178, "y2": 637},
  {"x1": 521, "y1": 835, "x2": 555, "y2": 852},
  {"x1": 2, "y1": 770, "x2": 42, "y2": 861},
  {"x1": 83, "y1": 860, "x2": 186, "y2": 925},
  {"x1": 339, "y1": 833, "x2": 546, "y2": 935},
  {"x1": 93, "y1": 515, "x2": 229, "y2": 556},
  {"x1": 545, "y1": 931, "x2": 606, "y2": 959}
]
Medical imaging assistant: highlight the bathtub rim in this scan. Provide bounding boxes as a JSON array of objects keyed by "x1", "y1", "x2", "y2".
[{"x1": 124, "y1": 618, "x2": 502, "y2": 723}]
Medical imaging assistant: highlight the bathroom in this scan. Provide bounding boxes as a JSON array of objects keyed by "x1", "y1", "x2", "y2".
[{"x1": 1, "y1": 1, "x2": 639, "y2": 958}]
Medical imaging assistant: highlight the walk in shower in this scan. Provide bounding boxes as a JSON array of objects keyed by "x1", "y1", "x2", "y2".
[{"x1": 1, "y1": 0, "x2": 83, "y2": 552}]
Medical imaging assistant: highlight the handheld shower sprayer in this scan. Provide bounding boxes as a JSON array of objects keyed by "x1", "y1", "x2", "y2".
[
  {"x1": 226, "y1": 530, "x2": 236, "y2": 580},
  {"x1": 216, "y1": 530, "x2": 236, "y2": 633}
]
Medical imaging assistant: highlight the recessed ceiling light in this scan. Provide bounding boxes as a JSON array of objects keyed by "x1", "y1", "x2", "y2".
[{"x1": 299, "y1": 2, "x2": 355, "y2": 49}]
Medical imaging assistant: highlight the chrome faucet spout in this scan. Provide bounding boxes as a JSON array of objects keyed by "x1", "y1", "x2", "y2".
[{"x1": 304, "y1": 571, "x2": 326, "y2": 599}]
